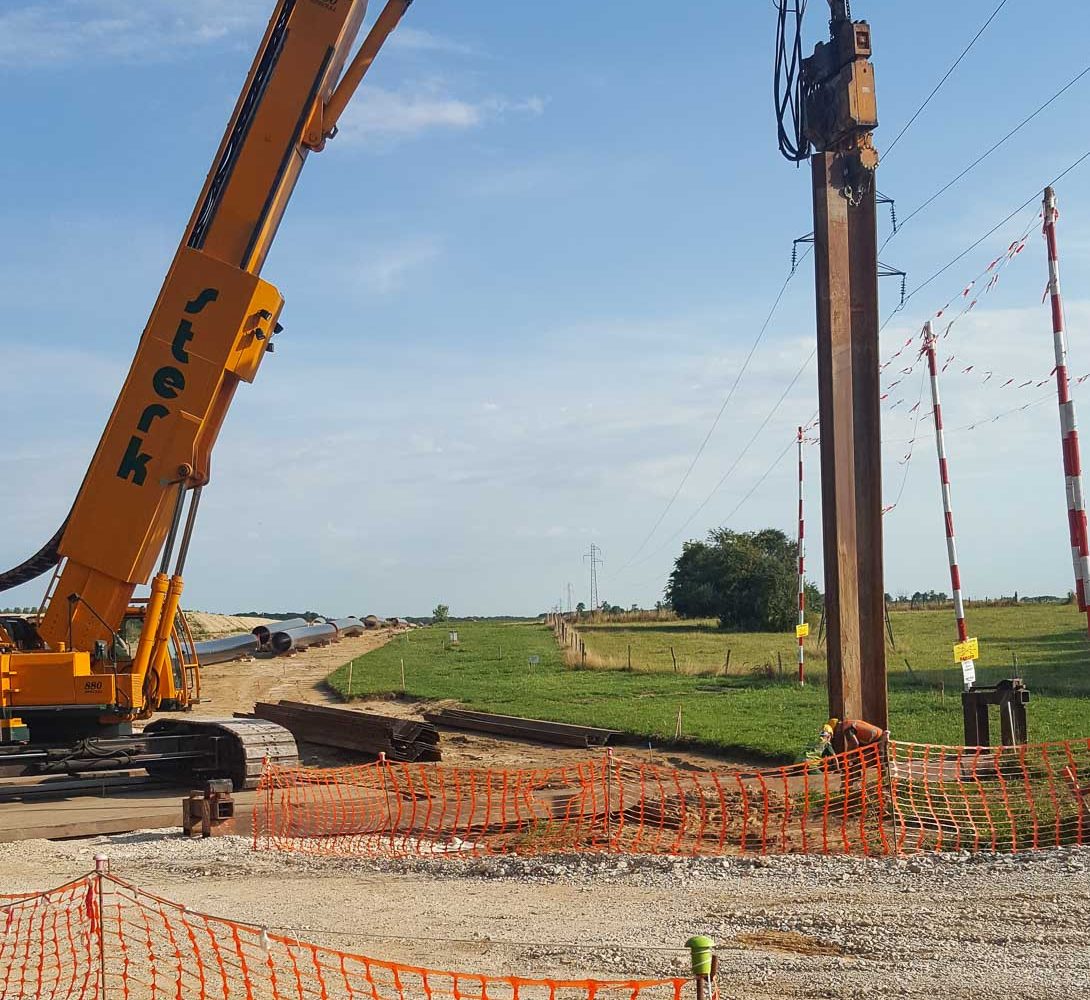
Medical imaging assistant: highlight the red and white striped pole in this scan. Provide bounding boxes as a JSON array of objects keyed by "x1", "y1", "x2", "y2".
[
  {"x1": 1043, "y1": 186, "x2": 1090, "y2": 634},
  {"x1": 796, "y1": 425, "x2": 806, "y2": 685},
  {"x1": 923, "y1": 321, "x2": 975, "y2": 686}
]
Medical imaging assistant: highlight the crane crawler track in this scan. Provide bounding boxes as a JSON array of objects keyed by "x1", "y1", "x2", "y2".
[{"x1": 144, "y1": 717, "x2": 299, "y2": 790}]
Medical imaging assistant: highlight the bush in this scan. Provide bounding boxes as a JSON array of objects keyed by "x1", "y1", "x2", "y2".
[{"x1": 665, "y1": 528, "x2": 806, "y2": 632}]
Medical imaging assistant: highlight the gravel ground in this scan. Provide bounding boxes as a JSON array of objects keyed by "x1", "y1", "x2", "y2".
[{"x1": 0, "y1": 834, "x2": 1086, "y2": 999}]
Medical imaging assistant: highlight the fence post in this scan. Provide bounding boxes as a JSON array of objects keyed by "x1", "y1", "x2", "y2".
[
  {"x1": 378, "y1": 752, "x2": 392, "y2": 834},
  {"x1": 94, "y1": 854, "x2": 109, "y2": 1000},
  {"x1": 581, "y1": 641, "x2": 586, "y2": 668},
  {"x1": 627, "y1": 644, "x2": 631, "y2": 670},
  {"x1": 604, "y1": 747, "x2": 614, "y2": 846},
  {"x1": 685, "y1": 936, "x2": 716, "y2": 1000},
  {"x1": 346, "y1": 659, "x2": 354, "y2": 699}
]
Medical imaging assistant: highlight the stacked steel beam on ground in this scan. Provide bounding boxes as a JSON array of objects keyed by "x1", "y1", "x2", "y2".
[
  {"x1": 244, "y1": 701, "x2": 441, "y2": 761},
  {"x1": 425, "y1": 708, "x2": 619, "y2": 748}
]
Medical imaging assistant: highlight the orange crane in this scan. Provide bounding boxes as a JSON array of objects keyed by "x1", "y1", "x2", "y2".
[{"x1": 0, "y1": 0, "x2": 413, "y2": 788}]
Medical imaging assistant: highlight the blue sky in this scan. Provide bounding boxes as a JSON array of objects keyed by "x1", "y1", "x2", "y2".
[{"x1": 3, "y1": 1, "x2": 1090, "y2": 618}]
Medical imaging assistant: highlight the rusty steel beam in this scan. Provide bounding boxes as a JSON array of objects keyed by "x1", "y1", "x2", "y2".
[{"x1": 812, "y1": 152, "x2": 887, "y2": 730}]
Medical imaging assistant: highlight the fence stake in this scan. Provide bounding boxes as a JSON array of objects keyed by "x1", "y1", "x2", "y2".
[
  {"x1": 346, "y1": 660, "x2": 354, "y2": 699},
  {"x1": 627, "y1": 644, "x2": 631, "y2": 670},
  {"x1": 604, "y1": 747, "x2": 614, "y2": 846},
  {"x1": 674, "y1": 705, "x2": 683, "y2": 741},
  {"x1": 378, "y1": 751, "x2": 392, "y2": 833},
  {"x1": 724, "y1": 648, "x2": 732, "y2": 673},
  {"x1": 400, "y1": 658, "x2": 406, "y2": 693},
  {"x1": 95, "y1": 854, "x2": 109, "y2": 1000},
  {"x1": 670, "y1": 646, "x2": 678, "y2": 672},
  {"x1": 685, "y1": 936, "x2": 716, "y2": 1000}
]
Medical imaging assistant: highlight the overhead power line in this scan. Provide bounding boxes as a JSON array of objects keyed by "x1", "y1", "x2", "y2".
[
  {"x1": 882, "y1": 145, "x2": 1090, "y2": 331},
  {"x1": 615, "y1": 247, "x2": 811, "y2": 573},
  {"x1": 719, "y1": 434, "x2": 799, "y2": 526},
  {"x1": 620, "y1": 347, "x2": 817, "y2": 576},
  {"x1": 882, "y1": 0, "x2": 1011, "y2": 160},
  {"x1": 881, "y1": 61, "x2": 1090, "y2": 250}
]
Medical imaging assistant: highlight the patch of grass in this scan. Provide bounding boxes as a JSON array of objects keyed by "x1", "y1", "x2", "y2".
[{"x1": 328, "y1": 609, "x2": 1090, "y2": 764}]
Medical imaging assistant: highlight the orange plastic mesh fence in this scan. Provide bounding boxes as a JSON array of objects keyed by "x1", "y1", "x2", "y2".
[
  {"x1": 888, "y1": 738, "x2": 1090, "y2": 853},
  {"x1": 255, "y1": 739, "x2": 1090, "y2": 857},
  {"x1": 0, "y1": 873, "x2": 687, "y2": 1000},
  {"x1": 255, "y1": 746, "x2": 890, "y2": 857}
]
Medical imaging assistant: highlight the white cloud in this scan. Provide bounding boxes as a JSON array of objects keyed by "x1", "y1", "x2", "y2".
[
  {"x1": 0, "y1": 0, "x2": 267, "y2": 67},
  {"x1": 338, "y1": 84, "x2": 546, "y2": 145},
  {"x1": 357, "y1": 237, "x2": 442, "y2": 294},
  {"x1": 387, "y1": 27, "x2": 476, "y2": 56}
]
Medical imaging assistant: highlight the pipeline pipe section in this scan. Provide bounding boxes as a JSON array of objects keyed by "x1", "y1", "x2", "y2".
[
  {"x1": 195, "y1": 616, "x2": 374, "y2": 667},
  {"x1": 325, "y1": 617, "x2": 365, "y2": 637},
  {"x1": 252, "y1": 618, "x2": 309, "y2": 645},
  {"x1": 192, "y1": 632, "x2": 261, "y2": 665},
  {"x1": 270, "y1": 622, "x2": 337, "y2": 655}
]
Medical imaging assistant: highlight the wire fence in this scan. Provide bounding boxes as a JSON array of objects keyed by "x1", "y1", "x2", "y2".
[
  {"x1": 255, "y1": 739, "x2": 1090, "y2": 858},
  {"x1": 0, "y1": 867, "x2": 688, "y2": 1000}
]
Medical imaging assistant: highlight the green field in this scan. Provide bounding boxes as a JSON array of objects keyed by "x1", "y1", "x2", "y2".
[{"x1": 328, "y1": 606, "x2": 1090, "y2": 764}]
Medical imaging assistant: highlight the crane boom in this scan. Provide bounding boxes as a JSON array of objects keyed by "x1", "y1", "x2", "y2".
[{"x1": 0, "y1": 0, "x2": 413, "y2": 749}]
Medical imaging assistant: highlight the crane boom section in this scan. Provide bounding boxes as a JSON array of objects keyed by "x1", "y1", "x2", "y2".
[{"x1": 38, "y1": 0, "x2": 373, "y2": 655}]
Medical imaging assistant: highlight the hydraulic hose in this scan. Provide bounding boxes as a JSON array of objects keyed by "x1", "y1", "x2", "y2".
[{"x1": 0, "y1": 519, "x2": 67, "y2": 593}]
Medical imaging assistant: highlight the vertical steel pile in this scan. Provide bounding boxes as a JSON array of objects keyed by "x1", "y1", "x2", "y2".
[{"x1": 796, "y1": 425, "x2": 806, "y2": 685}]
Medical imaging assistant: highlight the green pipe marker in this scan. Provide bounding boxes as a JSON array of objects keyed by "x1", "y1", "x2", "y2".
[{"x1": 685, "y1": 936, "x2": 714, "y2": 976}]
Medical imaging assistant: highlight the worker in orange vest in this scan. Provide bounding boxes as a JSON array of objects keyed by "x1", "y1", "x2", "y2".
[
  {"x1": 834, "y1": 717, "x2": 887, "y2": 750},
  {"x1": 813, "y1": 717, "x2": 888, "y2": 758}
]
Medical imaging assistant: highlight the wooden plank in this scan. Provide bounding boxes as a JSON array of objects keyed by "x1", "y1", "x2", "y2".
[{"x1": 0, "y1": 795, "x2": 256, "y2": 843}]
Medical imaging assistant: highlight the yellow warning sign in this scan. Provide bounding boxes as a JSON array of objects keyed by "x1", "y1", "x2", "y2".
[
  {"x1": 953, "y1": 637, "x2": 979, "y2": 663},
  {"x1": 796, "y1": 623, "x2": 810, "y2": 638}
]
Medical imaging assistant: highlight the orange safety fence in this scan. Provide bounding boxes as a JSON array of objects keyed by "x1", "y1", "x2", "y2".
[
  {"x1": 888, "y1": 738, "x2": 1090, "y2": 853},
  {"x1": 254, "y1": 745, "x2": 890, "y2": 857},
  {"x1": 0, "y1": 867, "x2": 688, "y2": 1000},
  {"x1": 255, "y1": 738, "x2": 1090, "y2": 858}
]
